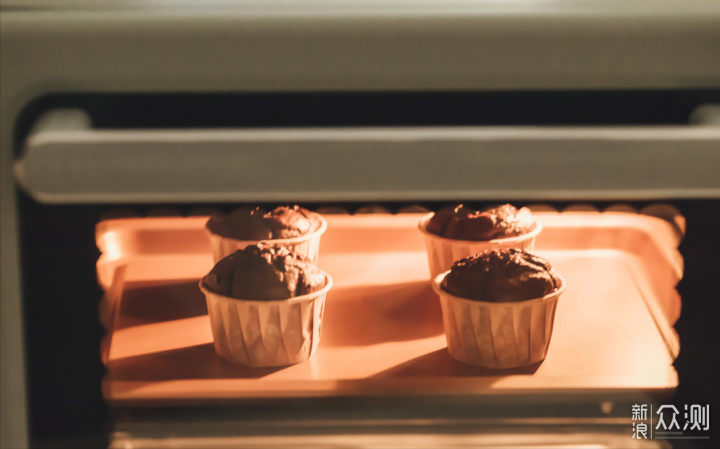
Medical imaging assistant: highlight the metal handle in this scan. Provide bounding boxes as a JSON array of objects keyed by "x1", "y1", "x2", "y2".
[{"x1": 14, "y1": 109, "x2": 720, "y2": 204}]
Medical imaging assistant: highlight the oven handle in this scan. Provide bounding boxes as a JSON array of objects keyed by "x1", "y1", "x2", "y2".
[{"x1": 14, "y1": 109, "x2": 720, "y2": 204}]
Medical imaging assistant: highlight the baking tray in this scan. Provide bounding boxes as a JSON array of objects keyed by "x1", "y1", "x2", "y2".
[{"x1": 97, "y1": 212, "x2": 682, "y2": 405}]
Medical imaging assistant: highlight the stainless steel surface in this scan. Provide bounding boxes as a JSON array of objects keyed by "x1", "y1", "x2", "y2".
[
  {"x1": 109, "y1": 432, "x2": 666, "y2": 449},
  {"x1": 691, "y1": 104, "x2": 720, "y2": 125},
  {"x1": 15, "y1": 111, "x2": 720, "y2": 203},
  {"x1": 107, "y1": 396, "x2": 668, "y2": 448},
  {"x1": 2, "y1": 1, "x2": 720, "y2": 99},
  {"x1": 0, "y1": 177, "x2": 28, "y2": 447},
  {"x1": 0, "y1": 81, "x2": 29, "y2": 449}
]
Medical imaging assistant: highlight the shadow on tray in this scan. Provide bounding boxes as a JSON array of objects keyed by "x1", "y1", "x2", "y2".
[
  {"x1": 115, "y1": 279, "x2": 208, "y2": 330},
  {"x1": 371, "y1": 349, "x2": 542, "y2": 378},
  {"x1": 116, "y1": 278, "x2": 445, "y2": 348},
  {"x1": 108, "y1": 343, "x2": 286, "y2": 381}
]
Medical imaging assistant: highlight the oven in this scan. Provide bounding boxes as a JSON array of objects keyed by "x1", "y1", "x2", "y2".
[{"x1": 2, "y1": 2, "x2": 720, "y2": 448}]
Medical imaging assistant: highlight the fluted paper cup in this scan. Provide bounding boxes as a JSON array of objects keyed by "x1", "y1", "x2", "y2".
[
  {"x1": 199, "y1": 274, "x2": 332, "y2": 367},
  {"x1": 418, "y1": 213, "x2": 542, "y2": 279},
  {"x1": 432, "y1": 271, "x2": 565, "y2": 369},
  {"x1": 206, "y1": 213, "x2": 327, "y2": 264}
]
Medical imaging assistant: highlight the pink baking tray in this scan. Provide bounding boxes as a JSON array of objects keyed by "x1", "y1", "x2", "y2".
[{"x1": 97, "y1": 212, "x2": 682, "y2": 405}]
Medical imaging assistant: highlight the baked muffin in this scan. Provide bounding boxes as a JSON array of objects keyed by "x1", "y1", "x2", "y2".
[
  {"x1": 427, "y1": 204, "x2": 536, "y2": 240},
  {"x1": 205, "y1": 205, "x2": 327, "y2": 263},
  {"x1": 199, "y1": 244, "x2": 332, "y2": 367},
  {"x1": 205, "y1": 245, "x2": 327, "y2": 300},
  {"x1": 206, "y1": 206, "x2": 320, "y2": 241},
  {"x1": 419, "y1": 204, "x2": 542, "y2": 279},
  {"x1": 442, "y1": 248, "x2": 560, "y2": 302},
  {"x1": 432, "y1": 248, "x2": 565, "y2": 369}
]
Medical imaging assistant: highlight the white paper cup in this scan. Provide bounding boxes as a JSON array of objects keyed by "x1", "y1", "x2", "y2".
[
  {"x1": 432, "y1": 271, "x2": 565, "y2": 369},
  {"x1": 199, "y1": 274, "x2": 332, "y2": 367},
  {"x1": 206, "y1": 213, "x2": 327, "y2": 264},
  {"x1": 418, "y1": 213, "x2": 542, "y2": 279}
]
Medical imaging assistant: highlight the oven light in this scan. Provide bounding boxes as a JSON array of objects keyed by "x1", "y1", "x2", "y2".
[{"x1": 101, "y1": 230, "x2": 123, "y2": 261}]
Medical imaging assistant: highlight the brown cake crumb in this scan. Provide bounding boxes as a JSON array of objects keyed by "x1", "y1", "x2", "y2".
[
  {"x1": 442, "y1": 248, "x2": 559, "y2": 302},
  {"x1": 207, "y1": 206, "x2": 319, "y2": 240},
  {"x1": 204, "y1": 245, "x2": 326, "y2": 300},
  {"x1": 427, "y1": 204, "x2": 535, "y2": 241}
]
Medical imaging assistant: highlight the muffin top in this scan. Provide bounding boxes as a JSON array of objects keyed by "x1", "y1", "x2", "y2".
[
  {"x1": 204, "y1": 245, "x2": 327, "y2": 300},
  {"x1": 207, "y1": 206, "x2": 319, "y2": 240},
  {"x1": 441, "y1": 248, "x2": 560, "y2": 303},
  {"x1": 427, "y1": 204, "x2": 536, "y2": 241}
]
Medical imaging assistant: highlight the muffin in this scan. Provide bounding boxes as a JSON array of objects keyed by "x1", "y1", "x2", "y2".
[
  {"x1": 199, "y1": 245, "x2": 332, "y2": 367},
  {"x1": 206, "y1": 206, "x2": 327, "y2": 263},
  {"x1": 427, "y1": 204, "x2": 536, "y2": 240},
  {"x1": 432, "y1": 248, "x2": 565, "y2": 368},
  {"x1": 419, "y1": 204, "x2": 542, "y2": 278}
]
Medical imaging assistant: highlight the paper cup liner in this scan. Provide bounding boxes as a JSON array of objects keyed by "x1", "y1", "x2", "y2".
[
  {"x1": 206, "y1": 213, "x2": 327, "y2": 264},
  {"x1": 199, "y1": 274, "x2": 332, "y2": 367},
  {"x1": 432, "y1": 272, "x2": 565, "y2": 369},
  {"x1": 418, "y1": 213, "x2": 542, "y2": 279}
]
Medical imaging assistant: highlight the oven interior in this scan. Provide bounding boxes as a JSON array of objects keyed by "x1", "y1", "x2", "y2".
[{"x1": 13, "y1": 92, "x2": 720, "y2": 448}]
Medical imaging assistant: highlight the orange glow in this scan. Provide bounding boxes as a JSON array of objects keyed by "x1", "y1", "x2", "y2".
[
  {"x1": 98, "y1": 230, "x2": 123, "y2": 261},
  {"x1": 98, "y1": 213, "x2": 681, "y2": 404}
]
